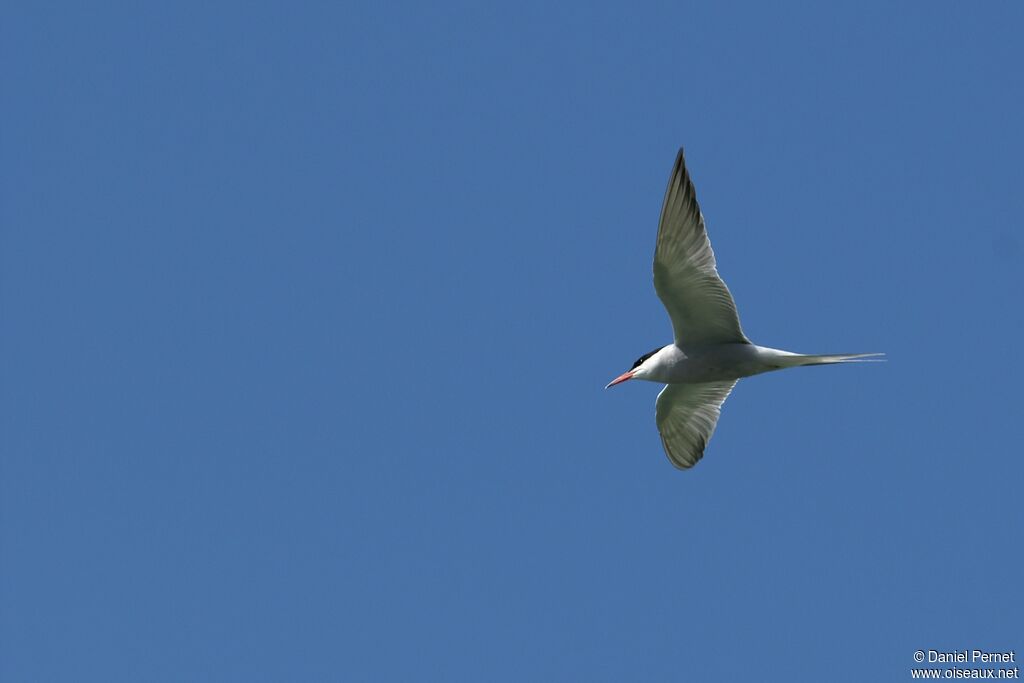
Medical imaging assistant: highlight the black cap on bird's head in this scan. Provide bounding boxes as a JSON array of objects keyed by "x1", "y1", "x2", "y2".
[
  {"x1": 631, "y1": 347, "x2": 662, "y2": 370},
  {"x1": 606, "y1": 346, "x2": 663, "y2": 388}
]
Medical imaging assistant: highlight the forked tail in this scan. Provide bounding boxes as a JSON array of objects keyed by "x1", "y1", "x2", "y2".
[{"x1": 784, "y1": 352, "x2": 885, "y2": 367}]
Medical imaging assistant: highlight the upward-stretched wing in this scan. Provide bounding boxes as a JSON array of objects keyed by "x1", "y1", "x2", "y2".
[
  {"x1": 655, "y1": 381, "x2": 737, "y2": 469},
  {"x1": 654, "y1": 148, "x2": 748, "y2": 349}
]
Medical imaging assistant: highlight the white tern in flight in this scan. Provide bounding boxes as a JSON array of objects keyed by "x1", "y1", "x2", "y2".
[{"x1": 606, "y1": 148, "x2": 881, "y2": 469}]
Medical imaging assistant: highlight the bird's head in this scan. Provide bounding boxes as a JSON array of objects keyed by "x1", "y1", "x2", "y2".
[{"x1": 605, "y1": 346, "x2": 663, "y2": 388}]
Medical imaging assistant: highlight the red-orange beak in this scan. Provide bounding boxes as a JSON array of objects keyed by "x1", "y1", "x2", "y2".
[{"x1": 605, "y1": 370, "x2": 634, "y2": 389}]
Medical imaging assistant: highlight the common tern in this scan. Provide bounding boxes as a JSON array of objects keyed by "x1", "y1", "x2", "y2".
[{"x1": 607, "y1": 148, "x2": 881, "y2": 469}]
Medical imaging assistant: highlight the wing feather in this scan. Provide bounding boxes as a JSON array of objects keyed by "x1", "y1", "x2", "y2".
[
  {"x1": 654, "y1": 148, "x2": 748, "y2": 349},
  {"x1": 655, "y1": 381, "x2": 737, "y2": 469}
]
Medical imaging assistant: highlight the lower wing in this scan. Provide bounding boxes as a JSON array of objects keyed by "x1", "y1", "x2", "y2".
[{"x1": 655, "y1": 381, "x2": 738, "y2": 469}]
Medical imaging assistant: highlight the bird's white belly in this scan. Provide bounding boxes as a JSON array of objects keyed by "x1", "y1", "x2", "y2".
[{"x1": 649, "y1": 344, "x2": 778, "y2": 384}]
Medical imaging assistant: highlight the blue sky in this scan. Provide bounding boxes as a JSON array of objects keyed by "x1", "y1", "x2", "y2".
[{"x1": 2, "y1": 2, "x2": 1022, "y2": 681}]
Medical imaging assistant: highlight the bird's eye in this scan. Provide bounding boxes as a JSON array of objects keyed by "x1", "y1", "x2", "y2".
[{"x1": 631, "y1": 347, "x2": 662, "y2": 370}]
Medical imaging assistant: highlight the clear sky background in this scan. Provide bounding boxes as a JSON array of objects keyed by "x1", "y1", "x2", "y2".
[{"x1": 2, "y1": 3, "x2": 1022, "y2": 682}]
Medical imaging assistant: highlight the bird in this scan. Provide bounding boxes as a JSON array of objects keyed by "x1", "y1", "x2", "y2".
[{"x1": 606, "y1": 148, "x2": 881, "y2": 469}]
